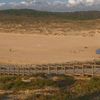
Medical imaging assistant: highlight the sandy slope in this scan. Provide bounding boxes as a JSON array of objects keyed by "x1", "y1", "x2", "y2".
[{"x1": 0, "y1": 33, "x2": 100, "y2": 64}]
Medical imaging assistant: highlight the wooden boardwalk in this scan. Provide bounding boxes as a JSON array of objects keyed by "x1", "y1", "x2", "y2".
[{"x1": 0, "y1": 62, "x2": 100, "y2": 77}]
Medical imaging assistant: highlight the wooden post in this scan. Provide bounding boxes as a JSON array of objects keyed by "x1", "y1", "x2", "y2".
[
  {"x1": 21, "y1": 66, "x2": 24, "y2": 76},
  {"x1": 64, "y1": 66, "x2": 66, "y2": 74},
  {"x1": 82, "y1": 65, "x2": 84, "y2": 77},
  {"x1": 73, "y1": 65, "x2": 75, "y2": 75},
  {"x1": 48, "y1": 66, "x2": 50, "y2": 74},
  {"x1": 13, "y1": 66, "x2": 15, "y2": 76},
  {"x1": 56, "y1": 66, "x2": 58, "y2": 74},
  {"x1": 28, "y1": 67, "x2": 31, "y2": 76},
  {"x1": 92, "y1": 65, "x2": 95, "y2": 77},
  {"x1": 20, "y1": 66, "x2": 22, "y2": 76},
  {"x1": 15, "y1": 65, "x2": 17, "y2": 76},
  {"x1": 31, "y1": 65, "x2": 35, "y2": 75},
  {"x1": 30, "y1": 64, "x2": 33, "y2": 75},
  {"x1": 35, "y1": 66, "x2": 37, "y2": 74},
  {"x1": 8, "y1": 66, "x2": 10, "y2": 75},
  {"x1": 22, "y1": 67, "x2": 25, "y2": 76},
  {"x1": 0, "y1": 65, "x2": 1, "y2": 76},
  {"x1": 18, "y1": 67, "x2": 20, "y2": 76},
  {"x1": 41, "y1": 66, "x2": 43, "y2": 73}
]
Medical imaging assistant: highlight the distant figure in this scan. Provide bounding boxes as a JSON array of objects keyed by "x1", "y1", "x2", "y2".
[{"x1": 96, "y1": 49, "x2": 100, "y2": 54}]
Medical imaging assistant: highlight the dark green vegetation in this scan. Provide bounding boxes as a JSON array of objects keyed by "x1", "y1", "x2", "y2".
[
  {"x1": 0, "y1": 9, "x2": 100, "y2": 35},
  {"x1": 0, "y1": 74, "x2": 100, "y2": 100},
  {"x1": 1, "y1": 9, "x2": 100, "y2": 20},
  {"x1": 0, "y1": 74, "x2": 75, "y2": 90}
]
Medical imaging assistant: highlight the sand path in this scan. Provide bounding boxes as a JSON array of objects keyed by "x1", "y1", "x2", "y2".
[{"x1": 0, "y1": 33, "x2": 100, "y2": 64}]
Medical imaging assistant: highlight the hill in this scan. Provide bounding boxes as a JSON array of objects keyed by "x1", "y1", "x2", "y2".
[
  {"x1": 1, "y1": 9, "x2": 100, "y2": 20},
  {"x1": 0, "y1": 9, "x2": 100, "y2": 35}
]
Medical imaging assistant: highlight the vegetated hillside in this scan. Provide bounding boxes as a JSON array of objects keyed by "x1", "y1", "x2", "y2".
[
  {"x1": 0, "y1": 74, "x2": 100, "y2": 100},
  {"x1": 1, "y1": 9, "x2": 100, "y2": 20},
  {"x1": 0, "y1": 9, "x2": 100, "y2": 35}
]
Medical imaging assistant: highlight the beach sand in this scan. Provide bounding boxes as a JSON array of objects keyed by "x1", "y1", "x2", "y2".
[{"x1": 0, "y1": 32, "x2": 100, "y2": 64}]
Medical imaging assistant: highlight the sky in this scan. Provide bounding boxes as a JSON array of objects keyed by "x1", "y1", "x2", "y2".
[{"x1": 0, "y1": 0, "x2": 100, "y2": 12}]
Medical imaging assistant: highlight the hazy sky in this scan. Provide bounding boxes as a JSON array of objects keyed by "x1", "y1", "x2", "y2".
[{"x1": 0, "y1": 0, "x2": 100, "y2": 12}]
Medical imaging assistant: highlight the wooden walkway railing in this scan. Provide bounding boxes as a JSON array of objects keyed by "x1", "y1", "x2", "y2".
[{"x1": 0, "y1": 63, "x2": 100, "y2": 77}]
